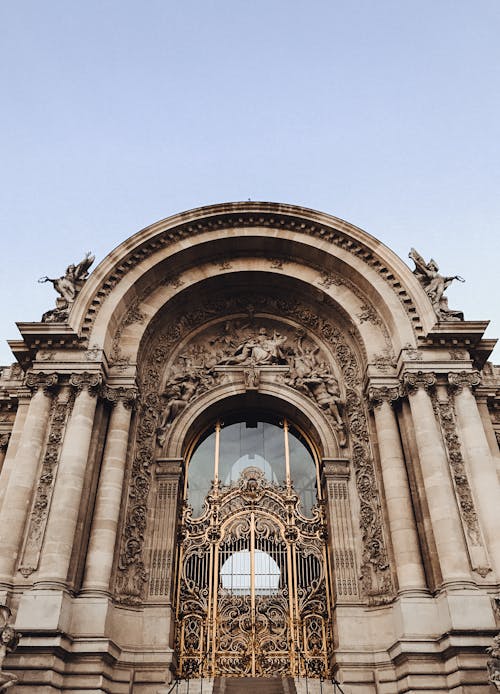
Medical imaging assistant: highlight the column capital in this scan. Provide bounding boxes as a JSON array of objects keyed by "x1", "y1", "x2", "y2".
[
  {"x1": 367, "y1": 386, "x2": 400, "y2": 410},
  {"x1": 400, "y1": 370, "x2": 436, "y2": 397},
  {"x1": 448, "y1": 370, "x2": 481, "y2": 394},
  {"x1": 102, "y1": 385, "x2": 139, "y2": 409},
  {"x1": 69, "y1": 371, "x2": 102, "y2": 396},
  {"x1": 25, "y1": 371, "x2": 58, "y2": 395}
]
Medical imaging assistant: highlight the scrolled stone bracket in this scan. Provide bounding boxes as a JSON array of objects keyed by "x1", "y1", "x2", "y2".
[
  {"x1": 25, "y1": 371, "x2": 58, "y2": 395},
  {"x1": 367, "y1": 386, "x2": 400, "y2": 410},
  {"x1": 448, "y1": 370, "x2": 481, "y2": 394},
  {"x1": 102, "y1": 385, "x2": 139, "y2": 409},
  {"x1": 69, "y1": 371, "x2": 103, "y2": 396},
  {"x1": 400, "y1": 370, "x2": 436, "y2": 397}
]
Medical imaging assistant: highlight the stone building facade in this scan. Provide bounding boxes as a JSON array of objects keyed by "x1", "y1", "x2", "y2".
[{"x1": 0, "y1": 202, "x2": 499, "y2": 693}]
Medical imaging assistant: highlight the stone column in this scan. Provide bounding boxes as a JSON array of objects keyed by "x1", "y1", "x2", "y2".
[
  {"x1": 36, "y1": 371, "x2": 101, "y2": 588},
  {"x1": 0, "y1": 373, "x2": 57, "y2": 585},
  {"x1": 449, "y1": 371, "x2": 500, "y2": 577},
  {"x1": 368, "y1": 386, "x2": 427, "y2": 593},
  {"x1": 321, "y1": 459, "x2": 359, "y2": 602},
  {"x1": 82, "y1": 386, "x2": 137, "y2": 594},
  {"x1": 402, "y1": 371, "x2": 471, "y2": 586}
]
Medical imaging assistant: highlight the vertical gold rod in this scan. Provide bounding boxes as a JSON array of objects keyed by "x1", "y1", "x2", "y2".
[
  {"x1": 284, "y1": 418, "x2": 291, "y2": 489},
  {"x1": 292, "y1": 543, "x2": 301, "y2": 674},
  {"x1": 214, "y1": 421, "x2": 220, "y2": 488},
  {"x1": 206, "y1": 542, "x2": 215, "y2": 675},
  {"x1": 286, "y1": 541, "x2": 296, "y2": 676},
  {"x1": 210, "y1": 540, "x2": 220, "y2": 677},
  {"x1": 250, "y1": 511, "x2": 256, "y2": 677}
]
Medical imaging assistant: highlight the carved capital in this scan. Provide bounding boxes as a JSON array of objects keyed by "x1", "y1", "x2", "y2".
[
  {"x1": 69, "y1": 371, "x2": 102, "y2": 396},
  {"x1": 400, "y1": 370, "x2": 436, "y2": 396},
  {"x1": 25, "y1": 371, "x2": 58, "y2": 394},
  {"x1": 448, "y1": 370, "x2": 481, "y2": 394},
  {"x1": 103, "y1": 385, "x2": 139, "y2": 409},
  {"x1": 367, "y1": 386, "x2": 400, "y2": 410}
]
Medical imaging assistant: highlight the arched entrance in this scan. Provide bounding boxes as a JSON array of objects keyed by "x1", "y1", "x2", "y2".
[{"x1": 175, "y1": 417, "x2": 333, "y2": 678}]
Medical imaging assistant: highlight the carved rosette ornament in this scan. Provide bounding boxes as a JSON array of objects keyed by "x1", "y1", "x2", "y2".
[
  {"x1": 448, "y1": 370, "x2": 482, "y2": 393},
  {"x1": 114, "y1": 293, "x2": 394, "y2": 605},
  {"x1": 367, "y1": 386, "x2": 400, "y2": 410},
  {"x1": 401, "y1": 370, "x2": 436, "y2": 396},
  {"x1": 25, "y1": 371, "x2": 58, "y2": 394}
]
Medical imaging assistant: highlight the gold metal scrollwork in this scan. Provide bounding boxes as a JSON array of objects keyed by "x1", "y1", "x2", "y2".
[{"x1": 175, "y1": 466, "x2": 333, "y2": 678}]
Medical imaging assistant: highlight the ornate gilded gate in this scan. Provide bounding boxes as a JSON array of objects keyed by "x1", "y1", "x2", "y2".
[{"x1": 175, "y1": 464, "x2": 333, "y2": 678}]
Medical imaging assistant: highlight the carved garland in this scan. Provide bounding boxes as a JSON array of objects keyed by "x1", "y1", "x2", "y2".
[
  {"x1": 114, "y1": 294, "x2": 394, "y2": 605},
  {"x1": 81, "y1": 211, "x2": 423, "y2": 344}
]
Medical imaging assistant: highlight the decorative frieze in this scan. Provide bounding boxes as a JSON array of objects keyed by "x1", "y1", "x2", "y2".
[{"x1": 487, "y1": 634, "x2": 500, "y2": 691}]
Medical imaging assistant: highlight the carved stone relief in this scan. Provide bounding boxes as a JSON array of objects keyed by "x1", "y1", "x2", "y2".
[
  {"x1": 432, "y1": 393, "x2": 491, "y2": 578},
  {"x1": 18, "y1": 387, "x2": 74, "y2": 577},
  {"x1": 114, "y1": 292, "x2": 394, "y2": 606}
]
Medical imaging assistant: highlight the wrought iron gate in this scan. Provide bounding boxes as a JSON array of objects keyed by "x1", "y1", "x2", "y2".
[{"x1": 175, "y1": 466, "x2": 333, "y2": 678}]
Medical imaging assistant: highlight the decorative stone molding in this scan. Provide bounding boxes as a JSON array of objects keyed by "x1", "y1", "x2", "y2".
[
  {"x1": 367, "y1": 386, "x2": 400, "y2": 410},
  {"x1": 102, "y1": 385, "x2": 139, "y2": 409},
  {"x1": 79, "y1": 208, "x2": 424, "y2": 344},
  {"x1": 448, "y1": 370, "x2": 482, "y2": 394},
  {"x1": 401, "y1": 370, "x2": 436, "y2": 396},
  {"x1": 25, "y1": 371, "x2": 58, "y2": 394},
  {"x1": 18, "y1": 387, "x2": 74, "y2": 577},
  {"x1": 0, "y1": 434, "x2": 10, "y2": 452},
  {"x1": 487, "y1": 633, "x2": 500, "y2": 691},
  {"x1": 432, "y1": 395, "x2": 491, "y2": 578},
  {"x1": 69, "y1": 371, "x2": 102, "y2": 395}
]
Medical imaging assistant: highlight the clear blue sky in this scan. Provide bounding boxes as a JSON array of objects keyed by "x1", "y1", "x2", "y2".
[{"x1": 1, "y1": 1, "x2": 499, "y2": 364}]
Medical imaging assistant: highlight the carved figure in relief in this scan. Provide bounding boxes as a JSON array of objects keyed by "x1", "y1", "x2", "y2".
[
  {"x1": 0, "y1": 606, "x2": 19, "y2": 691},
  {"x1": 303, "y1": 365, "x2": 347, "y2": 446},
  {"x1": 218, "y1": 328, "x2": 287, "y2": 366},
  {"x1": 408, "y1": 248, "x2": 464, "y2": 321},
  {"x1": 39, "y1": 251, "x2": 95, "y2": 322},
  {"x1": 157, "y1": 374, "x2": 200, "y2": 446}
]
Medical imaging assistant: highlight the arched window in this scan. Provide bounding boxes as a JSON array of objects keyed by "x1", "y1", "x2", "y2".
[{"x1": 186, "y1": 416, "x2": 319, "y2": 517}]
